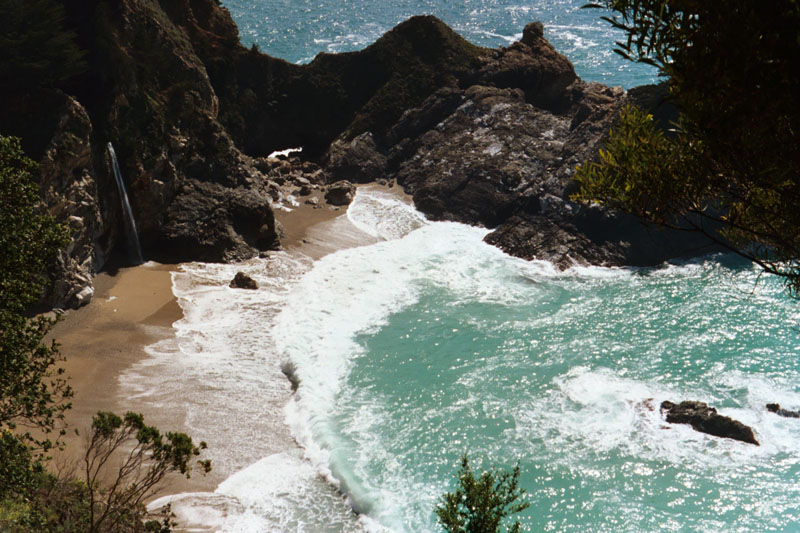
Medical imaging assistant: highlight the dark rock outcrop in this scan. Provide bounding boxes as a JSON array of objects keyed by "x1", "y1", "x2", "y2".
[
  {"x1": 325, "y1": 181, "x2": 357, "y2": 206},
  {"x1": 3, "y1": 0, "x2": 285, "y2": 306},
  {"x1": 471, "y1": 21, "x2": 578, "y2": 113},
  {"x1": 660, "y1": 401, "x2": 759, "y2": 445},
  {"x1": 324, "y1": 31, "x2": 718, "y2": 267},
  {"x1": 4, "y1": 2, "x2": 718, "y2": 307},
  {"x1": 229, "y1": 271, "x2": 258, "y2": 290},
  {"x1": 199, "y1": 14, "x2": 489, "y2": 157},
  {"x1": 766, "y1": 403, "x2": 800, "y2": 418},
  {"x1": 36, "y1": 92, "x2": 103, "y2": 308}
]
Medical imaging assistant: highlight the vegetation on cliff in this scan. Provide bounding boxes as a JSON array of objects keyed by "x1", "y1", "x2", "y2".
[
  {"x1": 0, "y1": 0, "x2": 85, "y2": 93},
  {"x1": 0, "y1": 135, "x2": 71, "y2": 453},
  {"x1": 575, "y1": 0, "x2": 800, "y2": 294}
]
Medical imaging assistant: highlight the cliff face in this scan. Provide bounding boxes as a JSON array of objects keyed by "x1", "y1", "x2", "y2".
[
  {"x1": 4, "y1": 0, "x2": 280, "y2": 307},
  {"x1": 8, "y1": 0, "x2": 514, "y2": 307},
  {"x1": 1, "y1": 0, "x2": 713, "y2": 307}
]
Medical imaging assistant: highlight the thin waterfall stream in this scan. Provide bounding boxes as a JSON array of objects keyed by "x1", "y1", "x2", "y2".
[{"x1": 107, "y1": 142, "x2": 144, "y2": 265}]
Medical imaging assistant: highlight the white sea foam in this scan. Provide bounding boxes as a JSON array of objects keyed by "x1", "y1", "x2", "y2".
[
  {"x1": 513, "y1": 365, "x2": 800, "y2": 472},
  {"x1": 346, "y1": 187, "x2": 427, "y2": 241},
  {"x1": 130, "y1": 185, "x2": 799, "y2": 532},
  {"x1": 122, "y1": 252, "x2": 312, "y2": 478}
]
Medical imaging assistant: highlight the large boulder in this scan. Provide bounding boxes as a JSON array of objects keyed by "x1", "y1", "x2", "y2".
[
  {"x1": 395, "y1": 85, "x2": 571, "y2": 227},
  {"x1": 325, "y1": 181, "x2": 357, "y2": 206},
  {"x1": 325, "y1": 132, "x2": 387, "y2": 183},
  {"x1": 660, "y1": 401, "x2": 759, "y2": 445}
]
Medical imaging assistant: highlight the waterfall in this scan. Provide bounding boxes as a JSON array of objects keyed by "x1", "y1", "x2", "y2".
[{"x1": 107, "y1": 142, "x2": 144, "y2": 265}]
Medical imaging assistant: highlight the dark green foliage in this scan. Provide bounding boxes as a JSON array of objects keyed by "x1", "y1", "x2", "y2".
[
  {"x1": 0, "y1": 431, "x2": 44, "y2": 499},
  {"x1": 436, "y1": 454, "x2": 530, "y2": 533},
  {"x1": 577, "y1": 0, "x2": 800, "y2": 294},
  {"x1": 84, "y1": 411, "x2": 210, "y2": 533},
  {"x1": 0, "y1": 136, "x2": 72, "y2": 454},
  {"x1": 0, "y1": 136, "x2": 69, "y2": 312},
  {"x1": 0, "y1": 0, "x2": 86, "y2": 92},
  {"x1": 0, "y1": 410, "x2": 207, "y2": 533}
]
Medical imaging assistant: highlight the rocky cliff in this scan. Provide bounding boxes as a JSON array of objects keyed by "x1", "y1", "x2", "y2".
[
  {"x1": 0, "y1": 1, "x2": 714, "y2": 308},
  {"x1": 323, "y1": 22, "x2": 717, "y2": 268}
]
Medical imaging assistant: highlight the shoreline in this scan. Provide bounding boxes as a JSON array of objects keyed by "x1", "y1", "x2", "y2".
[{"x1": 52, "y1": 182, "x2": 412, "y2": 516}]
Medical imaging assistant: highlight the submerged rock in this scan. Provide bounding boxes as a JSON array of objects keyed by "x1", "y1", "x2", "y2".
[
  {"x1": 660, "y1": 401, "x2": 759, "y2": 445},
  {"x1": 766, "y1": 403, "x2": 800, "y2": 418},
  {"x1": 229, "y1": 272, "x2": 258, "y2": 290}
]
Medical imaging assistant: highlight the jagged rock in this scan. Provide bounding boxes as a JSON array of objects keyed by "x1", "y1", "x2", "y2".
[
  {"x1": 2, "y1": 0, "x2": 284, "y2": 287},
  {"x1": 344, "y1": 32, "x2": 717, "y2": 266},
  {"x1": 660, "y1": 401, "x2": 759, "y2": 445},
  {"x1": 305, "y1": 196, "x2": 319, "y2": 206},
  {"x1": 485, "y1": 199, "x2": 717, "y2": 269},
  {"x1": 472, "y1": 21, "x2": 578, "y2": 113},
  {"x1": 158, "y1": 181, "x2": 279, "y2": 263},
  {"x1": 766, "y1": 403, "x2": 800, "y2": 418},
  {"x1": 229, "y1": 272, "x2": 258, "y2": 290},
  {"x1": 35, "y1": 92, "x2": 103, "y2": 309},
  {"x1": 395, "y1": 85, "x2": 570, "y2": 227},
  {"x1": 325, "y1": 181, "x2": 356, "y2": 206},
  {"x1": 203, "y1": 14, "x2": 489, "y2": 157}
]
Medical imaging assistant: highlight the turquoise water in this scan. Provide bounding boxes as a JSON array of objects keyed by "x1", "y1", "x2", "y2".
[
  {"x1": 209, "y1": 3, "x2": 800, "y2": 531},
  {"x1": 272, "y1": 190, "x2": 800, "y2": 532},
  {"x1": 222, "y1": 0, "x2": 658, "y2": 88}
]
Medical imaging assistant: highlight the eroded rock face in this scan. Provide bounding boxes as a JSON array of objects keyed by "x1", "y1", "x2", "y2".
[
  {"x1": 660, "y1": 401, "x2": 759, "y2": 445},
  {"x1": 395, "y1": 85, "x2": 571, "y2": 227},
  {"x1": 36, "y1": 92, "x2": 103, "y2": 308},
  {"x1": 11, "y1": 5, "x2": 717, "y2": 306},
  {"x1": 472, "y1": 21, "x2": 578, "y2": 113},
  {"x1": 325, "y1": 132, "x2": 387, "y2": 184},
  {"x1": 6, "y1": 0, "x2": 285, "y2": 306}
]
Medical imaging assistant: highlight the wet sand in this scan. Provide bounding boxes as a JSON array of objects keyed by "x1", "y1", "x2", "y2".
[{"x1": 49, "y1": 262, "x2": 188, "y2": 485}]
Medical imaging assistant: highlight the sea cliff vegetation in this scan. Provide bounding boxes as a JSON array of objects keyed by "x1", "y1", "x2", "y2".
[{"x1": 575, "y1": 0, "x2": 800, "y2": 295}]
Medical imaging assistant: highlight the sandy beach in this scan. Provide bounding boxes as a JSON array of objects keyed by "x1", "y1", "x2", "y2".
[{"x1": 50, "y1": 182, "x2": 410, "y2": 501}]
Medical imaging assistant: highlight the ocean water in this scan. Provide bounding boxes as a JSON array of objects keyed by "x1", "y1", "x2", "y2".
[
  {"x1": 139, "y1": 189, "x2": 800, "y2": 532},
  {"x1": 275, "y1": 190, "x2": 800, "y2": 532},
  {"x1": 222, "y1": 0, "x2": 658, "y2": 88},
  {"x1": 133, "y1": 4, "x2": 800, "y2": 532}
]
